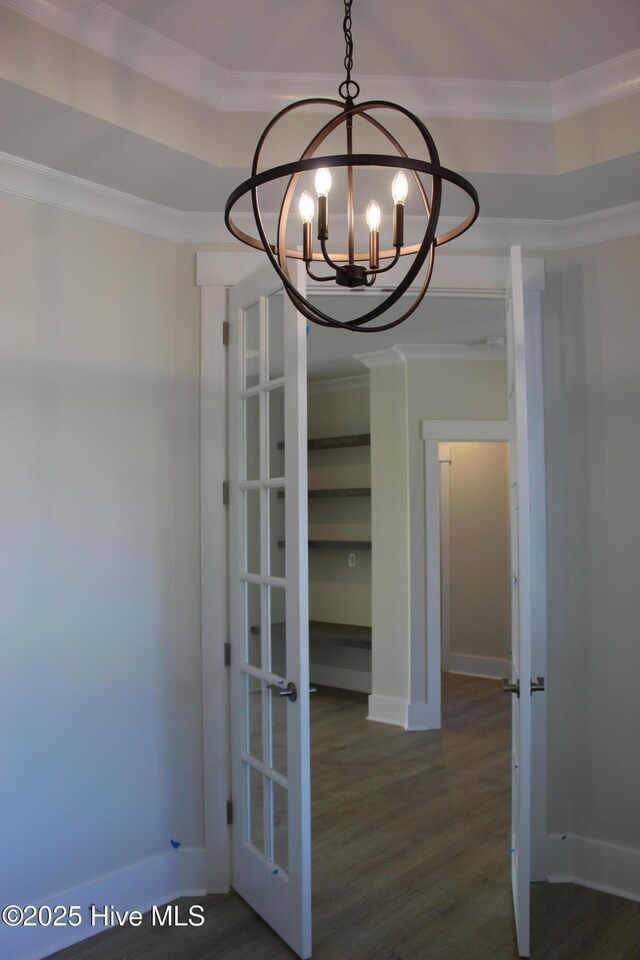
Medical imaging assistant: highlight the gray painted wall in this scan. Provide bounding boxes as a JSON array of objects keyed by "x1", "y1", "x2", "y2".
[
  {"x1": 444, "y1": 441, "x2": 511, "y2": 663},
  {"x1": 0, "y1": 193, "x2": 203, "y2": 903},
  {"x1": 542, "y1": 234, "x2": 640, "y2": 851}
]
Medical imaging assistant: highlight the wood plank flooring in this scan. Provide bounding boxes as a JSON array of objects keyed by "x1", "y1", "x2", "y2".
[{"x1": 51, "y1": 674, "x2": 640, "y2": 960}]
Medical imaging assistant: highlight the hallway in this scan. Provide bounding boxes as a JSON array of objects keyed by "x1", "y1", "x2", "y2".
[{"x1": 51, "y1": 676, "x2": 640, "y2": 960}]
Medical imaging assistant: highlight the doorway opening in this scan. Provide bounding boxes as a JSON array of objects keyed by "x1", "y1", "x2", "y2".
[
  {"x1": 300, "y1": 296, "x2": 517, "y2": 952},
  {"x1": 306, "y1": 374, "x2": 372, "y2": 701},
  {"x1": 208, "y1": 248, "x2": 546, "y2": 959},
  {"x1": 439, "y1": 439, "x2": 511, "y2": 686}
]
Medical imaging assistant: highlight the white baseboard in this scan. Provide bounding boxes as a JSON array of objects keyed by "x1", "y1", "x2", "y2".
[
  {"x1": 310, "y1": 663, "x2": 371, "y2": 694},
  {"x1": 405, "y1": 700, "x2": 441, "y2": 731},
  {"x1": 1, "y1": 847, "x2": 207, "y2": 960},
  {"x1": 367, "y1": 694, "x2": 407, "y2": 727},
  {"x1": 547, "y1": 833, "x2": 640, "y2": 904},
  {"x1": 444, "y1": 652, "x2": 511, "y2": 680},
  {"x1": 367, "y1": 695, "x2": 441, "y2": 730}
]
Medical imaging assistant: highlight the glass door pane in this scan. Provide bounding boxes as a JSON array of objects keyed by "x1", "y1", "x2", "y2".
[
  {"x1": 228, "y1": 263, "x2": 310, "y2": 958},
  {"x1": 236, "y1": 293, "x2": 291, "y2": 882}
]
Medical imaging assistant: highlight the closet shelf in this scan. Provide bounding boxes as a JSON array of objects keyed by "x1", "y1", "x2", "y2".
[
  {"x1": 278, "y1": 540, "x2": 372, "y2": 551},
  {"x1": 277, "y1": 433, "x2": 371, "y2": 452},
  {"x1": 277, "y1": 487, "x2": 371, "y2": 499},
  {"x1": 310, "y1": 621, "x2": 371, "y2": 649},
  {"x1": 251, "y1": 620, "x2": 371, "y2": 650}
]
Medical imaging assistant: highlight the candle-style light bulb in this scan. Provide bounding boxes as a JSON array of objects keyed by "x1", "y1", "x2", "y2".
[
  {"x1": 315, "y1": 168, "x2": 332, "y2": 198},
  {"x1": 392, "y1": 170, "x2": 409, "y2": 205},
  {"x1": 299, "y1": 190, "x2": 315, "y2": 224},
  {"x1": 366, "y1": 200, "x2": 381, "y2": 233}
]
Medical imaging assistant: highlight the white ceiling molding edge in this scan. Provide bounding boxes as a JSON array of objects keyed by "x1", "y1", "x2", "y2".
[
  {"x1": 1, "y1": 151, "x2": 639, "y2": 253},
  {"x1": 2, "y1": 0, "x2": 639, "y2": 121},
  {"x1": 308, "y1": 374, "x2": 370, "y2": 395},
  {"x1": 353, "y1": 343, "x2": 506, "y2": 369},
  {"x1": 551, "y1": 48, "x2": 640, "y2": 119},
  {"x1": 0, "y1": 150, "x2": 217, "y2": 242}
]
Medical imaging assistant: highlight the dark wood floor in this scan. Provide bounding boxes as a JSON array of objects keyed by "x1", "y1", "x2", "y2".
[{"x1": 52, "y1": 674, "x2": 640, "y2": 960}]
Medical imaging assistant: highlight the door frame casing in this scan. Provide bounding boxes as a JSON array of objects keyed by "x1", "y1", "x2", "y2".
[
  {"x1": 421, "y1": 283, "x2": 548, "y2": 884},
  {"x1": 197, "y1": 250, "x2": 549, "y2": 893},
  {"x1": 423, "y1": 423, "x2": 511, "y2": 712},
  {"x1": 198, "y1": 253, "x2": 264, "y2": 894}
]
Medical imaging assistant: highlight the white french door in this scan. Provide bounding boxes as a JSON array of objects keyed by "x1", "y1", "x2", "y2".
[
  {"x1": 506, "y1": 245, "x2": 534, "y2": 958},
  {"x1": 228, "y1": 262, "x2": 311, "y2": 959}
]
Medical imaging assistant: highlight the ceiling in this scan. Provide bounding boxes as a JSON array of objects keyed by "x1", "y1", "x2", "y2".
[
  {"x1": 3, "y1": 78, "x2": 638, "y2": 219},
  {"x1": 0, "y1": 4, "x2": 638, "y2": 205},
  {"x1": 101, "y1": 0, "x2": 640, "y2": 83},
  {"x1": 0, "y1": 0, "x2": 637, "y2": 377}
]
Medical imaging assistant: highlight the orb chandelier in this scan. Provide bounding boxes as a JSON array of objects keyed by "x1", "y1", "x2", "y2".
[{"x1": 225, "y1": 0, "x2": 479, "y2": 332}]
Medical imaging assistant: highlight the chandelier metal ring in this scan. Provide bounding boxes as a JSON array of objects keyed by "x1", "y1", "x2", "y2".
[
  {"x1": 224, "y1": 98, "x2": 478, "y2": 332},
  {"x1": 225, "y1": 0, "x2": 480, "y2": 332},
  {"x1": 227, "y1": 150, "x2": 477, "y2": 258}
]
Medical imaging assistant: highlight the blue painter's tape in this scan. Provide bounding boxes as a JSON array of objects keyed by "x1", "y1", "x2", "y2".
[{"x1": 170, "y1": 839, "x2": 182, "y2": 849}]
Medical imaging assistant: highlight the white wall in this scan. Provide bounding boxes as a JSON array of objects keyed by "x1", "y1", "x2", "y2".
[
  {"x1": 365, "y1": 351, "x2": 508, "y2": 727},
  {"x1": 0, "y1": 193, "x2": 203, "y2": 942},
  {"x1": 406, "y1": 357, "x2": 508, "y2": 713},
  {"x1": 369, "y1": 363, "x2": 411, "y2": 709},
  {"x1": 542, "y1": 234, "x2": 640, "y2": 883},
  {"x1": 442, "y1": 441, "x2": 511, "y2": 666}
]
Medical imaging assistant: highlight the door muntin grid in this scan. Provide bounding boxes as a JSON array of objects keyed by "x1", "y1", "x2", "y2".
[{"x1": 237, "y1": 291, "x2": 290, "y2": 875}]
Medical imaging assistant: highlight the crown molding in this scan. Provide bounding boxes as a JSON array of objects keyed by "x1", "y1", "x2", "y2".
[
  {"x1": 2, "y1": 0, "x2": 639, "y2": 121},
  {"x1": 395, "y1": 343, "x2": 507, "y2": 362},
  {"x1": 354, "y1": 343, "x2": 506, "y2": 369},
  {"x1": 560, "y1": 201, "x2": 640, "y2": 248},
  {"x1": 0, "y1": 0, "x2": 228, "y2": 109},
  {"x1": 352, "y1": 346, "x2": 405, "y2": 369},
  {"x1": 1, "y1": 151, "x2": 639, "y2": 254},
  {"x1": 0, "y1": 150, "x2": 218, "y2": 241},
  {"x1": 551, "y1": 49, "x2": 640, "y2": 119}
]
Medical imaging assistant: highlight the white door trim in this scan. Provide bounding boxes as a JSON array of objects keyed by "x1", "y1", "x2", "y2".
[
  {"x1": 519, "y1": 285, "x2": 549, "y2": 885},
  {"x1": 198, "y1": 279, "x2": 232, "y2": 893},
  {"x1": 438, "y1": 441, "x2": 513, "y2": 681},
  {"x1": 421, "y1": 421, "x2": 511, "y2": 729},
  {"x1": 419, "y1": 292, "x2": 548, "y2": 889}
]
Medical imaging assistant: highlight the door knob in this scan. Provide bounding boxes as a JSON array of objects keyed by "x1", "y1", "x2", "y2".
[
  {"x1": 502, "y1": 678, "x2": 520, "y2": 697},
  {"x1": 267, "y1": 681, "x2": 298, "y2": 702},
  {"x1": 502, "y1": 677, "x2": 546, "y2": 697}
]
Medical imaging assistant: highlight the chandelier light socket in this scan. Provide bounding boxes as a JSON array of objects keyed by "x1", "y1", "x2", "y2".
[
  {"x1": 393, "y1": 203, "x2": 404, "y2": 248},
  {"x1": 369, "y1": 230, "x2": 379, "y2": 270},
  {"x1": 317, "y1": 195, "x2": 329, "y2": 241},
  {"x1": 302, "y1": 221, "x2": 313, "y2": 262}
]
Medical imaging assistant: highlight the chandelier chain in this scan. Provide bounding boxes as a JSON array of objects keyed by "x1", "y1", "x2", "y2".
[{"x1": 339, "y1": 0, "x2": 360, "y2": 101}]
